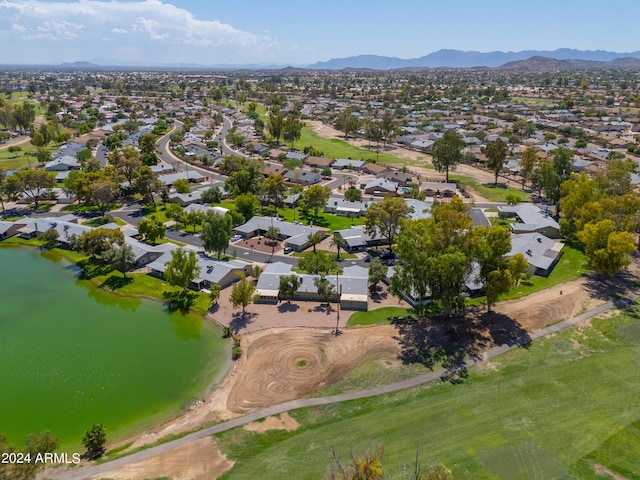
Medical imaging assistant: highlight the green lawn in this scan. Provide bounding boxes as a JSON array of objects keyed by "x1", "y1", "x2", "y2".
[
  {"x1": 292, "y1": 249, "x2": 357, "y2": 260},
  {"x1": 0, "y1": 142, "x2": 40, "y2": 170},
  {"x1": 277, "y1": 207, "x2": 365, "y2": 232},
  {"x1": 82, "y1": 215, "x2": 126, "y2": 227},
  {"x1": 296, "y1": 128, "x2": 421, "y2": 166},
  {"x1": 450, "y1": 174, "x2": 531, "y2": 202},
  {"x1": 216, "y1": 308, "x2": 640, "y2": 479},
  {"x1": 467, "y1": 245, "x2": 587, "y2": 307},
  {"x1": 348, "y1": 306, "x2": 411, "y2": 326}
]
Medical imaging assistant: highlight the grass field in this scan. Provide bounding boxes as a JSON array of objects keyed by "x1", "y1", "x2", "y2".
[
  {"x1": 297, "y1": 127, "x2": 421, "y2": 166},
  {"x1": 450, "y1": 174, "x2": 531, "y2": 202},
  {"x1": 0, "y1": 142, "x2": 40, "y2": 170},
  {"x1": 277, "y1": 207, "x2": 366, "y2": 232},
  {"x1": 348, "y1": 306, "x2": 410, "y2": 326},
  {"x1": 216, "y1": 307, "x2": 640, "y2": 479}
]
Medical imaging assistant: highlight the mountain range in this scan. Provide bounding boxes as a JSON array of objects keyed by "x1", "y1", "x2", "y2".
[{"x1": 309, "y1": 48, "x2": 640, "y2": 70}]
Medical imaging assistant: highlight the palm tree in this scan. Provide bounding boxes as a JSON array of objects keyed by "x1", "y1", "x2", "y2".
[{"x1": 330, "y1": 235, "x2": 342, "y2": 260}]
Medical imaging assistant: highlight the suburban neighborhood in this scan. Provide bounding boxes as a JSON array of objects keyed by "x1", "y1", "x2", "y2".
[{"x1": 1, "y1": 55, "x2": 640, "y2": 480}]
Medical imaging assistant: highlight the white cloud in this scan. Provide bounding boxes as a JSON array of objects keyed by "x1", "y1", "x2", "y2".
[{"x1": 0, "y1": 0, "x2": 276, "y2": 62}]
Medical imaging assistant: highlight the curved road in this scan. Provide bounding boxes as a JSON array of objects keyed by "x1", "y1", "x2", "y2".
[{"x1": 48, "y1": 296, "x2": 629, "y2": 480}]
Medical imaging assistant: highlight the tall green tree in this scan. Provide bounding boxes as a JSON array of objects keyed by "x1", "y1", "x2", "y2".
[
  {"x1": 484, "y1": 138, "x2": 508, "y2": 185},
  {"x1": 282, "y1": 114, "x2": 303, "y2": 150},
  {"x1": 164, "y1": 248, "x2": 200, "y2": 293},
  {"x1": 235, "y1": 192, "x2": 260, "y2": 222},
  {"x1": 268, "y1": 112, "x2": 284, "y2": 144},
  {"x1": 81, "y1": 424, "x2": 106, "y2": 459},
  {"x1": 301, "y1": 184, "x2": 332, "y2": 222},
  {"x1": 76, "y1": 228, "x2": 125, "y2": 258},
  {"x1": 12, "y1": 169, "x2": 55, "y2": 210},
  {"x1": 314, "y1": 275, "x2": 334, "y2": 305},
  {"x1": 229, "y1": 273, "x2": 257, "y2": 315},
  {"x1": 265, "y1": 225, "x2": 280, "y2": 253},
  {"x1": 263, "y1": 174, "x2": 286, "y2": 210},
  {"x1": 431, "y1": 130, "x2": 465, "y2": 183},
  {"x1": 297, "y1": 250, "x2": 338, "y2": 275},
  {"x1": 101, "y1": 243, "x2": 136, "y2": 278},
  {"x1": 201, "y1": 210, "x2": 233, "y2": 258},
  {"x1": 278, "y1": 274, "x2": 300, "y2": 304},
  {"x1": 577, "y1": 219, "x2": 636, "y2": 275},
  {"x1": 368, "y1": 258, "x2": 387, "y2": 294},
  {"x1": 518, "y1": 146, "x2": 538, "y2": 188},
  {"x1": 364, "y1": 196, "x2": 411, "y2": 252},
  {"x1": 473, "y1": 226, "x2": 513, "y2": 312},
  {"x1": 138, "y1": 216, "x2": 165, "y2": 243}
]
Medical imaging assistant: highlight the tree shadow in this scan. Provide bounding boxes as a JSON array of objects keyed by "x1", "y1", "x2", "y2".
[
  {"x1": 581, "y1": 269, "x2": 640, "y2": 305},
  {"x1": 314, "y1": 303, "x2": 335, "y2": 314},
  {"x1": 229, "y1": 311, "x2": 258, "y2": 333},
  {"x1": 392, "y1": 307, "x2": 530, "y2": 383},
  {"x1": 482, "y1": 182, "x2": 508, "y2": 189},
  {"x1": 78, "y1": 257, "x2": 112, "y2": 279},
  {"x1": 102, "y1": 275, "x2": 133, "y2": 290},
  {"x1": 370, "y1": 289, "x2": 388, "y2": 303},
  {"x1": 278, "y1": 303, "x2": 300, "y2": 313},
  {"x1": 162, "y1": 290, "x2": 198, "y2": 313},
  {"x1": 208, "y1": 303, "x2": 220, "y2": 314}
]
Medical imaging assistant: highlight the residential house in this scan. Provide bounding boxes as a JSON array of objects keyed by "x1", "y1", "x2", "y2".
[
  {"x1": 420, "y1": 181, "x2": 457, "y2": 198},
  {"x1": 305, "y1": 156, "x2": 334, "y2": 169},
  {"x1": 377, "y1": 170, "x2": 413, "y2": 185},
  {"x1": 255, "y1": 262, "x2": 369, "y2": 311},
  {"x1": 498, "y1": 204, "x2": 560, "y2": 238},
  {"x1": 284, "y1": 168, "x2": 321, "y2": 186},
  {"x1": 333, "y1": 159, "x2": 366, "y2": 171},
  {"x1": 234, "y1": 217, "x2": 325, "y2": 252},
  {"x1": 508, "y1": 233, "x2": 564, "y2": 276},
  {"x1": 44, "y1": 155, "x2": 81, "y2": 172},
  {"x1": 362, "y1": 162, "x2": 390, "y2": 175},
  {"x1": 334, "y1": 225, "x2": 387, "y2": 252},
  {"x1": 361, "y1": 178, "x2": 397, "y2": 196}
]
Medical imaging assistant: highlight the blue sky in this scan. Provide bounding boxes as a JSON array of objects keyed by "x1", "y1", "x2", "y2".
[{"x1": 1, "y1": 0, "x2": 640, "y2": 65}]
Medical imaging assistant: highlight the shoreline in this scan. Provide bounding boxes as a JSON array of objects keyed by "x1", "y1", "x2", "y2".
[{"x1": 0, "y1": 241, "x2": 233, "y2": 453}]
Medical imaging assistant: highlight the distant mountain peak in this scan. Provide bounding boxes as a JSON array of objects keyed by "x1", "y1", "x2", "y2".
[{"x1": 310, "y1": 48, "x2": 640, "y2": 70}]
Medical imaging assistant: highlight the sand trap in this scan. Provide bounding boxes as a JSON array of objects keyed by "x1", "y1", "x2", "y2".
[{"x1": 244, "y1": 412, "x2": 299, "y2": 433}]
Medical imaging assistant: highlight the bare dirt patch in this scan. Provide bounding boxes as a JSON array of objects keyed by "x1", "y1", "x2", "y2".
[
  {"x1": 594, "y1": 463, "x2": 630, "y2": 480},
  {"x1": 243, "y1": 412, "x2": 299, "y2": 433},
  {"x1": 88, "y1": 438, "x2": 233, "y2": 480},
  {"x1": 494, "y1": 278, "x2": 602, "y2": 332},
  {"x1": 227, "y1": 325, "x2": 399, "y2": 413}
]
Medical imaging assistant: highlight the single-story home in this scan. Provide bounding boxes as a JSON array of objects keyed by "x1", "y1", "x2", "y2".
[
  {"x1": 420, "y1": 182, "x2": 457, "y2": 198},
  {"x1": 498, "y1": 204, "x2": 560, "y2": 238},
  {"x1": 234, "y1": 216, "x2": 326, "y2": 252},
  {"x1": 508, "y1": 233, "x2": 564, "y2": 276},
  {"x1": 255, "y1": 262, "x2": 369, "y2": 311}
]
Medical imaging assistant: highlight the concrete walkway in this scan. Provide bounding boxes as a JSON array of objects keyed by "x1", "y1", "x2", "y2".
[{"x1": 47, "y1": 295, "x2": 630, "y2": 480}]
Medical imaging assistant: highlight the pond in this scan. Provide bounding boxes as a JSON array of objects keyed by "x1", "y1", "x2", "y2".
[{"x1": 0, "y1": 245, "x2": 228, "y2": 450}]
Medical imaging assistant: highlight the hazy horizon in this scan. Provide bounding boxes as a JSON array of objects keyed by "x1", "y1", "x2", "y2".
[{"x1": 1, "y1": 0, "x2": 640, "y2": 66}]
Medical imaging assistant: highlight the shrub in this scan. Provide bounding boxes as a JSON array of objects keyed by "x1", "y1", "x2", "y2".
[{"x1": 232, "y1": 346, "x2": 243, "y2": 360}]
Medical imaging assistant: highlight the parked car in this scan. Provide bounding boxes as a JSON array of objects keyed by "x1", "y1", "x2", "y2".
[{"x1": 283, "y1": 246, "x2": 293, "y2": 254}]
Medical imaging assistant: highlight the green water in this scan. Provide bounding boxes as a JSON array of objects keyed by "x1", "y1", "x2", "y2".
[{"x1": 0, "y1": 246, "x2": 227, "y2": 450}]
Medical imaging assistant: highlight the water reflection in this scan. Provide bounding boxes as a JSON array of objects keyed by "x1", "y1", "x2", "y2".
[
  {"x1": 75, "y1": 278, "x2": 141, "y2": 312},
  {"x1": 169, "y1": 312, "x2": 203, "y2": 341}
]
